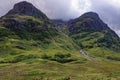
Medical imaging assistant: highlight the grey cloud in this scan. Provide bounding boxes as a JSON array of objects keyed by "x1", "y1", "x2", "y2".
[
  {"x1": 0, "y1": 0, "x2": 88, "y2": 20},
  {"x1": 35, "y1": 0, "x2": 74, "y2": 20},
  {"x1": 90, "y1": 0, "x2": 120, "y2": 36},
  {"x1": 0, "y1": 0, "x2": 120, "y2": 36},
  {"x1": 0, "y1": 0, "x2": 23, "y2": 17},
  {"x1": 32, "y1": 0, "x2": 84, "y2": 20}
]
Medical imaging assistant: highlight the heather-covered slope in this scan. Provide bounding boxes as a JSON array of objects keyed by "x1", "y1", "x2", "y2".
[
  {"x1": 67, "y1": 12, "x2": 120, "y2": 58},
  {"x1": 0, "y1": 1, "x2": 79, "y2": 63},
  {"x1": 0, "y1": 1, "x2": 120, "y2": 80}
]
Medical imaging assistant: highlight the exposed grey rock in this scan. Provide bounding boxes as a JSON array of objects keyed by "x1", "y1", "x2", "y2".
[
  {"x1": 68, "y1": 12, "x2": 110, "y2": 34},
  {"x1": 5, "y1": 1, "x2": 48, "y2": 20}
]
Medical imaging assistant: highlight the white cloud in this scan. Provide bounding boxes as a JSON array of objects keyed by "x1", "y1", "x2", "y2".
[{"x1": 71, "y1": 0, "x2": 91, "y2": 16}]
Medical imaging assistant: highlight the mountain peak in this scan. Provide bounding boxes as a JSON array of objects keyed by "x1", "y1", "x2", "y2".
[
  {"x1": 13, "y1": 1, "x2": 33, "y2": 9},
  {"x1": 68, "y1": 12, "x2": 110, "y2": 33},
  {"x1": 80, "y1": 12, "x2": 99, "y2": 20},
  {"x1": 5, "y1": 1, "x2": 48, "y2": 19},
  {"x1": 82, "y1": 12, "x2": 98, "y2": 16}
]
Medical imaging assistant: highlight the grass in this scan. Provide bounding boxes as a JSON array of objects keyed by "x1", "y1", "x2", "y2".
[
  {"x1": 0, "y1": 39, "x2": 120, "y2": 80},
  {"x1": 41, "y1": 52, "x2": 77, "y2": 63},
  {"x1": 0, "y1": 59, "x2": 120, "y2": 80},
  {"x1": 0, "y1": 14, "x2": 120, "y2": 80},
  {"x1": 0, "y1": 30, "x2": 120, "y2": 79}
]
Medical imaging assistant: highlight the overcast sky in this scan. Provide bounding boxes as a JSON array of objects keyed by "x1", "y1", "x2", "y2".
[{"x1": 0, "y1": 0, "x2": 120, "y2": 37}]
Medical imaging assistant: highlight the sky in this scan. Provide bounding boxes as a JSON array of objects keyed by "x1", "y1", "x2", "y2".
[{"x1": 0, "y1": 0, "x2": 120, "y2": 37}]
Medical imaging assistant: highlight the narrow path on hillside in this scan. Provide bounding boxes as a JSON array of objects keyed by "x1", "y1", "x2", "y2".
[{"x1": 80, "y1": 50, "x2": 95, "y2": 61}]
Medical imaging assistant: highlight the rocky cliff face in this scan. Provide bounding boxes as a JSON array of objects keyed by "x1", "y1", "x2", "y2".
[
  {"x1": 5, "y1": 1, "x2": 48, "y2": 20},
  {"x1": 0, "y1": 1, "x2": 58, "y2": 40},
  {"x1": 67, "y1": 12, "x2": 120, "y2": 50},
  {"x1": 68, "y1": 12, "x2": 110, "y2": 34}
]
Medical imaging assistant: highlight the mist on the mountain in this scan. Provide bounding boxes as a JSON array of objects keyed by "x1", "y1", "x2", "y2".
[{"x1": 0, "y1": 0, "x2": 120, "y2": 37}]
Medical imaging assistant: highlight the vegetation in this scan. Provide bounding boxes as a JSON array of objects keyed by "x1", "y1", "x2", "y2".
[
  {"x1": 0, "y1": 2, "x2": 120, "y2": 80},
  {"x1": 41, "y1": 53, "x2": 76, "y2": 63}
]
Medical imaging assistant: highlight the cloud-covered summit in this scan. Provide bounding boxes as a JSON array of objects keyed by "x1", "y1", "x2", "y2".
[{"x1": 0, "y1": 0, "x2": 120, "y2": 36}]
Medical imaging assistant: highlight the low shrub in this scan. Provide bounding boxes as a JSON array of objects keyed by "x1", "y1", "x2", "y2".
[
  {"x1": 41, "y1": 53, "x2": 51, "y2": 59},
  {"x1": 41, "y1": 53, "x2": 76, "y2": 63},
  {"x1": 59, "y1": 77, "x2": 70, "y2": 80},
  {"x1": 11, "y1": 54, "x2": 38, "y2": 63},
  {"x1": 107, "y1": 55, "x2": 120, "y2": 61},
  {"x1": 54, "y1": 53, "x2": 71, "y2": 58}
]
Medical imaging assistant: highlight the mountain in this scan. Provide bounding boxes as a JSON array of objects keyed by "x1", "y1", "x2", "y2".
[
  {"x1": 0, "y1": 1, "x2": 77, "y2": 61},
  {"x1": 4, "y1": 1, "x2": 48, "y2": 20},
  {"x1": 68, "y1": 12, "x2": 120, "y2": 51},
  {"x1": 52, "y1": 19, "x2": 68, "y2": 33},
  {"x1": 0, "y1": 1, "x2": 120, "y2": 80},
  {"x1": 0, "y1": 1, "x2": 58, "y2": 40},
  {"x1": 68, "y1": 12, "x2": 109, "y2": 33}
]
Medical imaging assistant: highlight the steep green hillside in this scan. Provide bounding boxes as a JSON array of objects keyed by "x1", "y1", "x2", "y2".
[
  {"x1": 68, "y1": 12, "x2": 120, "y2": 57},
  {"x1": 0, "y1": 1, "x2": 80, "y2": 64},
  {"x1": 0, "y1": 1, "x2": 120, "y2": 80}
]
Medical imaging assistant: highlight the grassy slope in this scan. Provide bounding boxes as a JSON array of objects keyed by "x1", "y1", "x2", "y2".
[
  {"x1": 0, "y1": 31, "x2": 120, "y2": 80},
  {"x1": 0, "y1": 15, "x2": 120, "y2": 80},
  {"x1": 0, "y1": 59, "x2": 120, "y2": 80}
]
